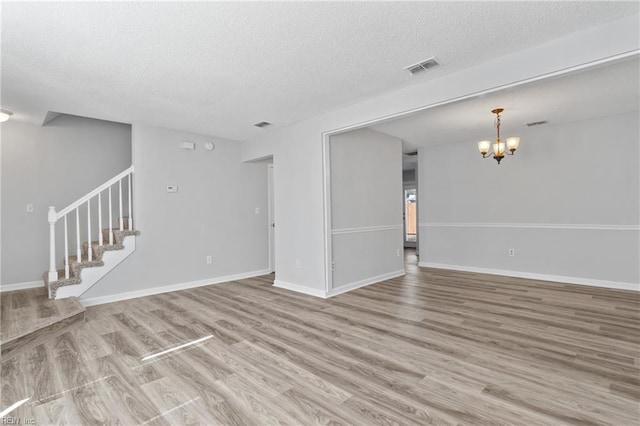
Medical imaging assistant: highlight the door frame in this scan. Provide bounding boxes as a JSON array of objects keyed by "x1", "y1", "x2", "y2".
[
  {"x1": 403, "y1": 184, "x2": 417, "y2": 248},
  {"x1": 268, "y1": 163, "x2": 275, "y2": 273}
]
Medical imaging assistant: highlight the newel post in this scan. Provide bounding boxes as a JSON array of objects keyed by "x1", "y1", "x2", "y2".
[{"x1": 48, "y1": 206, "x2": 58, "y2": 282}]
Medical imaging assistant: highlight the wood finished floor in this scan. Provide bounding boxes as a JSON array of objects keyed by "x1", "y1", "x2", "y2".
[
  {"x1": 0, "y1": 288, "x2": 84, "y2": 343},
  {"x1": 1, "y1": 288, "x2": 86, "y2": 362},
  {"x1": 1, "y1": 252, "x2": 639, "y2": 425}
]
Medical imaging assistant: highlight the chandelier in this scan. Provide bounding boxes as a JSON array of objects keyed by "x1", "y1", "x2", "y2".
[{"x1": 477, "y1": 108, "x2": 520, "y2": 164}]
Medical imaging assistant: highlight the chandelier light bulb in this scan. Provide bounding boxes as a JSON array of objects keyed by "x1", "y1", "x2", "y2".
[
  {"x1": 506, "y1": 137, "x2": 520, "y2": 152},
  {"x1": 477, "y1": 140, "x2": 491, "y2": 155},
  {"x1": 492, "y1": 141, "x2": 505, "y2": 156}
]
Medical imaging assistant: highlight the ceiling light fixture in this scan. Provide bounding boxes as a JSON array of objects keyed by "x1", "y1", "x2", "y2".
[
  {"x1": 477, "y1": 108, "x2": 520, "y2": 165},
  {"x1": 0, "y1": 109, "x2": 13, "y2": 122}
]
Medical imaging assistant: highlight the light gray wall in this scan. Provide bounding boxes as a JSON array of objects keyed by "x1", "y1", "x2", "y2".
[
  {"x1": 1, "y1": 115, "x2": 132, "y2": 285},
  {"x1": 81, "y1": 124, "x2": 269, "y2": 299},
  {"x1": 418, "y1": 112, "x2": 639, "y2": 285},
  {"x1": 241, "y1": 14, "x2": 637, "y2": 294},
  {"x1": 330, "y1": 128, "x2": 404, "y2": 289}
]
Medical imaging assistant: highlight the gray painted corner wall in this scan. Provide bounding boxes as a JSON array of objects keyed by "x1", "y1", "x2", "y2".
[
  {"x1": 330, "y1": 128, "x2": 404, "y2": 289},
  {"x1": 1, "y1": 115, "x2": 132, "y2": 285},
  {"x1": 418, "y1": 112, "x2": 639, "y2": 285},
  {"x1": 81, "y1": 124, "x2": 269, "y2": 299}
]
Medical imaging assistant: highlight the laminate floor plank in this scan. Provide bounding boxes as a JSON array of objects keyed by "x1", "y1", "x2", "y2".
[{"x1": 1, "y1": 251, "x2": 638, "y2": 425}]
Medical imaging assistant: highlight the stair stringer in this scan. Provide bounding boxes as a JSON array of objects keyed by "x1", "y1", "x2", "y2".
[{"x1": 54, "y1": 235, "x2": 136, "y2": 299}]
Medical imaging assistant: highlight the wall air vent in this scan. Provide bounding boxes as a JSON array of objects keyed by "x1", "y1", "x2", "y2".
[
  {"x1": 404, "y1": 57, "x2": 439, "y2": 75},
  {"x1": 254, "y1": 121, "x2": 272, "y2": 128},
  {"x1": 526, "y1": 120, "x2": 548, "y2": 127},
  {"x1": 404, "y1": 151, "x2": 418, "y2": 156}
]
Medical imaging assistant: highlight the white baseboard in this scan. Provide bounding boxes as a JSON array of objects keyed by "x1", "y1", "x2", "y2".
[
  {"x1": 327, "y1": 269, "x2": 406, "y2": 298},
  {"x1": 419, "y1": 262, "x2": 640, "y2": 292},
  {"x1": 273, "y1": 280, "x2": 327, "y2": 298},
  {"x1": 0, "y1": 280, "x2": 44, "y2": 292},
  {"x1": 81, "y1": 268, "x2": 272, "y2": 306}
]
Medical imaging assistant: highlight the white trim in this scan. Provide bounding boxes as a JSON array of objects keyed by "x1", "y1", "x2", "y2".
[
  {"x1": 327, "y1": 269, "x2": 406, "y2": 298},
  {"x1": 322, "y1": 132, "x2": 333, "y2": 295},
  {"x1": 273, "y1": 280, "x2": 327, "y2": 298},
  {"x1": 0, "y1": 280, "x2": 43, "y2": 292},
  {"x1": 331, "y1": 224, "x2": 404, "y2": 235},
  {"x1": 80, "y1": 268, "x2": 272, "y2": 306},
  {"x1": 419, "y1": 262, "x2": 639, "y2": 292},
  {"x1": 267, "y1": 163, "x2": 275, "y2": 273},
  {"x1": 419, "y1": 222, "x2": 640, "y2": 231}
]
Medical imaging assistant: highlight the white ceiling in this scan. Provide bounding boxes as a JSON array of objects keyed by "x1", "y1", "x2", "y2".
[
  {"x1": 373, "y1": 56, "x2": 640, "y2": 159},
  {"x1": 2, "y1": 2, "x2": 638, "y2": 141}
]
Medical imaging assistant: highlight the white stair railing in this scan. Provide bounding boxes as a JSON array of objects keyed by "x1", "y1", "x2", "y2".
[{"x1": 47, "y1": 166, "x2": 134, "y2": 282}]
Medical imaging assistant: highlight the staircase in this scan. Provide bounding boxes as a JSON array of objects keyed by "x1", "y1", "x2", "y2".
[
  {"x1": 43, "y1": 166, "x2": 138, "y2": 299},
  {"x1": 1, "y1": 167, "x2": 138, "y2": 362},
  {"x1": 44, "y1": 223, "x2": 138, "y2": 299}
]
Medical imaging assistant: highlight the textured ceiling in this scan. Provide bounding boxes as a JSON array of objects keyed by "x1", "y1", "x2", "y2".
[
  {"x1": 372, "y1": 56, "x2": 640, "y2": 156},
  {"x1": 2, "y1": 2, "x2": 638, "y2": 141}
]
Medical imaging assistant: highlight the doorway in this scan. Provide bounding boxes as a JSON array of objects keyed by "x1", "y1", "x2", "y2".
[{"x1": 403, "y1": 186, "x2": 417, "y2": 248}]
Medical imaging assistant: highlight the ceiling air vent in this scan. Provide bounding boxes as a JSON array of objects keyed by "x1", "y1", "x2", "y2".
[
  {"x1": 404, "y1": 57, "x2": 439, "y2": 75},
  {"x1": 254, "y1": 121, "x2": 272, "y2": 128},
  {"x1": 526, "y1": 120, "x2": 548, "y2": 127}
]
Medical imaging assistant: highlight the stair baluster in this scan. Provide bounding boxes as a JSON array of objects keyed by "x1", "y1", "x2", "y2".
[
  {"x1": 87, "y1": 199, "x2": 92, "y2": 261},
  {"x1": 119, "y1": 180, "x2": 123, "y2": 231},
  {"x1": 76, "y1": 207, "x2": 81, "y2": 263},
  {"x1": 108, "y1": 186, "x2": 113, "y2": 245},
  {"x1": 98, "y1": 192, "x2": 103, "y2": 246},
  {"x1": 64, "y1": 216, "x2": 69, "y2": 279},
  {"x1": 128, "y1": 174, "x2": 133, "y2": 230},
  {"x1": 47, "y1": 207, "x2": 57, "y2": 282}
]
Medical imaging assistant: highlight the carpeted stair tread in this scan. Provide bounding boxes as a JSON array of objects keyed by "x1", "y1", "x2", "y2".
[
  {"x1": 82, "y1": 241, "x2": 125, "y2": 259},
  {"x1": 44, "y1": 228, "x2": 139, "y2": 299},
  {"x1": 43, "y1": 269, "x2": 82, "y2": 286}
]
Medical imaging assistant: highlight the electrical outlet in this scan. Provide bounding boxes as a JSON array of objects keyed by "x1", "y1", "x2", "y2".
[
  {"x1": 508, "y1": 249, "x2": 515, "y2": 257},
  {"x1": 332, "y1": 261, "x2": 336, "y2": 271},
  {"x1": 295, "y1": 259, "x2": 301, "y2": 268},
  {"x1": 206, "y1": 256, "x2": 213, "y2": 264},
  {"x1": 26, "y1": 204, "x2": 34, "y2": 213},
  {"x1": 255, "y1": 207, "x2": 260, "y2": 215}
]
